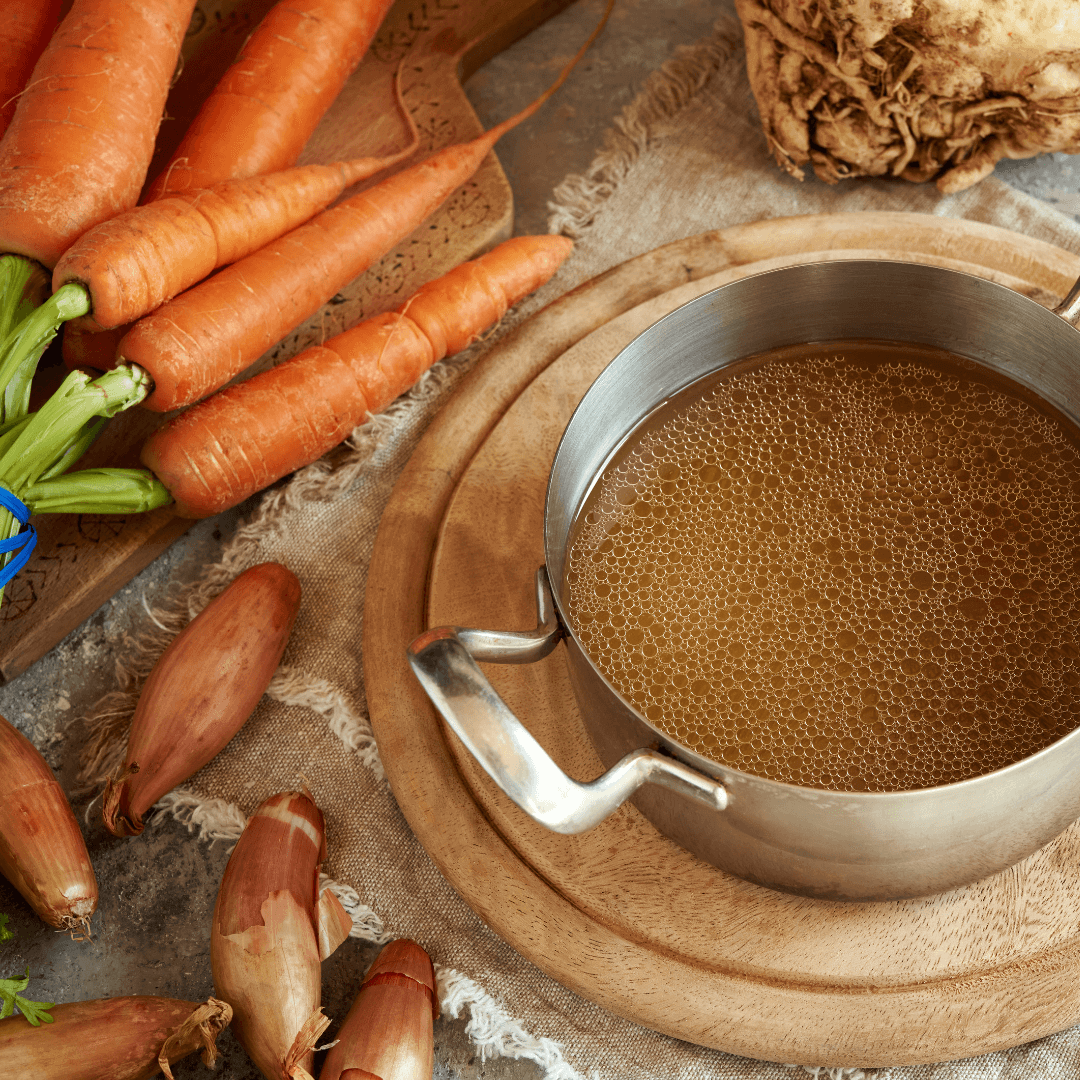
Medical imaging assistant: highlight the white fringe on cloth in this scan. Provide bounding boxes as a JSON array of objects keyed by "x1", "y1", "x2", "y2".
[
  {"x1": 317, "y1": 873, "x2": 393, "y2": 945},
  {"x1": 267, "y1": 666, "x2": 383, "y2": 780},
  {"x1": 436, "y1": 966, "x2": 589, "y2": 1080},
  {"x1": 794, "y1": 1068, "x2": 871, "y2": 1080},
  {"x1": 152, "y1": 789, "x2": 248, "y2": 845}
]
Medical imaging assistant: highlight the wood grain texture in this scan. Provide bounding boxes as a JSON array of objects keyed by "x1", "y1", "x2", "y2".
[
  {"x1": 0, "y1": 0, "x2": 572, "y2": 682},
  {"x1": 363, "y1": 212, "x2": 1080, "y2": 1067}
]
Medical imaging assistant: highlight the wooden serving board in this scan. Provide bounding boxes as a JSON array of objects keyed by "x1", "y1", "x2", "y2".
[
  {"x1": 0, "y1": 0, "x2": 573, "y2": 682},
  {"x1": 364, "y1": 212, "x2": 1080, "y2": 1067}
]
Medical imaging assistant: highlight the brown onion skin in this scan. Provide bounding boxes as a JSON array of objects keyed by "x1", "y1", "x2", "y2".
[
  {"x1": 104, "y1": 562, "x2": 301, "y2": 836},
  {"x1": 319, "y1": 939, "x2": 437, "y2": 1080},
  {"x1": 0, "y1": 996, "x2": 227, "y2": 1080},
  {"x1": 0, "y1": 714, "x2": 97, "y2": 932}
]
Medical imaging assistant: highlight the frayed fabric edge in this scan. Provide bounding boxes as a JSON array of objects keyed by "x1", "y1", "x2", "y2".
[
  {"x1": 436, "y1": 965, "x2": 588, "y2": 1080},
  {"x1": 317, "y1": 873, "x2": 394, "y2": 945},
  {"x1": 794, "y1": 1067, "x2": 874, "y2": 1080},
  {"x1": 436, "y1": 961, "x2": 878, "y2": 1080},
  {"x1": 547, "y1": 16, "x2": 745, "y2": 240},
  {"x1": 152, "y1": 789, "x2": 248, "y2": 845},
  {"x1": 268, "y1": 665, "x2": 383, "y2": 780}
]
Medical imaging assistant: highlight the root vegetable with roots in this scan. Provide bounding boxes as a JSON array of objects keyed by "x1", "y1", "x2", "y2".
[{"x1": 735, "y1": 0, "x2": 1080, "y2": 193}]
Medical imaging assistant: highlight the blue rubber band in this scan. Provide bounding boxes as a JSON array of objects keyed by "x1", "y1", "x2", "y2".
[{"x1": 0, "y1": 487, "x2": 35, "y2": 589}]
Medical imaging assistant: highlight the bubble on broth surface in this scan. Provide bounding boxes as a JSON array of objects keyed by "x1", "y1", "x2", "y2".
[{"x1": 564, "y1": 342, "x2": 1080, "y2": 792}]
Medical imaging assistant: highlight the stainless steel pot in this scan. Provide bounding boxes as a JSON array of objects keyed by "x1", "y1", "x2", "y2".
[{"x1": 409, "y1": 260, "x2": 1080, "y2": 901}]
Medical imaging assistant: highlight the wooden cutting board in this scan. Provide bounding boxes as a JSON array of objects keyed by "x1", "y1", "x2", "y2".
[
  {"x1": 364, "y1": 212, "x2": 1080, "y2": 1067},
  {"x1": 0, "y1": 0, "x2": 573, "y2": 682}
]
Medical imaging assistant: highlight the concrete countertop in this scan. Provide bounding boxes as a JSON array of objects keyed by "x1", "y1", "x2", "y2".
[{"x1": 2, "y1": 2, "x2": 1079, "y2": 1078}]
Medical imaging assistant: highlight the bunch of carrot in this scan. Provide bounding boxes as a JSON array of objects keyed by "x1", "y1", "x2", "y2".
[
  {"x1": 0, "y1": 0, "x2": 603, "y2": 584},
  {"x1": 143, "y1": 232, "x2": 573, "y2": 516},
  {"x1": 0, "y1": 0, "x2": 199, "y2": 592},
  {"x1": 52, "y1": 0, "x2": 606, "y2": 408}
]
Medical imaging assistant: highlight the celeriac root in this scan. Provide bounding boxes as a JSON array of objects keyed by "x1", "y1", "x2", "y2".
[{"x1": 735, "y1": 0, "x2": 1080, "y2": 192}]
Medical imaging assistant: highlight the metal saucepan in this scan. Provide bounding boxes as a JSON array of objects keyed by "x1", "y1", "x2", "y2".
[{"x1": 408, "y1": 260, "x2": 1080, "y2": 901}]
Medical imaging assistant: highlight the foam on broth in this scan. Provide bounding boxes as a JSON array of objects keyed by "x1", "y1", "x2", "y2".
[{"x1": 564, "y1": 341, "x2": 1080, "y2": 792}]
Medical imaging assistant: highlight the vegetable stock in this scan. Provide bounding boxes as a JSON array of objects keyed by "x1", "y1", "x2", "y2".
[{"x1": 564, "y1": 341, "x2": 1080, "y2": 791}]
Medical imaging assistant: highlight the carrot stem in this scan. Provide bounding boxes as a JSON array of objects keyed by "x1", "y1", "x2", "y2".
[
  {"x1": 0, "y1": 415, "x2": 32, "y2": 460},
  {"x1": 34, "y1": 418, "x2": 107, "y2": 483},
  {"x1": 0, "y1": 366, "x2": 150, "y2": 490},
  {"x1": 0, "y1": 363, "x2": 172, "y2": 603},
  {"x1": 0, "y1": 282, "x2": 90, "y2": 423},
  {"x1": 0, "y1": 250, "x2": 177, "y2": 606},
  {"x1": 22, "y1": 469, "x2": 171, "y2": 515},
  {"x1": 0, "y1": 256, "x2": 45, "y2": 344},
  {"x1": 0, "y1": 254, "x2": 51, "y2": 420}
]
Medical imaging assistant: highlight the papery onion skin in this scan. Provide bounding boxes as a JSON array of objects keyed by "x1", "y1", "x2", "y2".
[{"x1": 0, "y1": 713, "x2": 97, "y2": 934}]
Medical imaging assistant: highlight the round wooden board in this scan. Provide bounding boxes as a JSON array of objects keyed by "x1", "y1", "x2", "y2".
[{"x1": 363, "y1": 212, "x2": 1080, "y2": 1068}]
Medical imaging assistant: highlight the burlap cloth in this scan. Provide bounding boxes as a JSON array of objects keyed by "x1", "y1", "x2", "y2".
[{"x1": 82, "y1": 7, "x2": 1080, "y2": 1079}]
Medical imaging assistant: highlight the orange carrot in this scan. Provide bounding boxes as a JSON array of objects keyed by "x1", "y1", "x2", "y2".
[
  {"x1": 55, "y1": 152, "x2": 417, "y2": 334},
  {"x1": 145, "y1": 0, "x2": 397, "y2": 200},
  {"x1": 119, "y1": 2, "x2": 611, "y2": 413},
  {"x1": 141, "y1": 234, "x2": 573, "y2": 517},
  {"x1": 55, "y1": 56, "x2": 419, "y2": 335},
  {"x1": 0, "y1": 0, "x2": 198, "y2": 269},
  {"x1": 0, "y1": 1, "x2": 62, "y2": 141},
  {"x1": 124, "y1": 127, "x2": 515, "y2": 411}
]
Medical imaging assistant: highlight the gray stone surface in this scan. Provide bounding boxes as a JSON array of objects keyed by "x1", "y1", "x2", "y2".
[
  {"x1": 466, "y1": 0, "x2": 720, "y2": 239},
  {"x1": 2, "y1": 1, "x2": 1080, "y2": 1077}
]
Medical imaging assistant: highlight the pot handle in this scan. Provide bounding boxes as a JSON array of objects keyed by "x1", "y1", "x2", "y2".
[
  {"x1": 407, "y1": 568, "x2": 728, "y2": 834},
  {"x1": 1055, "y1": 274, "x2": 1080, "y2": 325}
]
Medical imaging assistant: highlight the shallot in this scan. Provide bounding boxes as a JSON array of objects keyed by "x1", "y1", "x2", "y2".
[
  {"x1": 0, "y1": 714, "x2": 96, "y2": 936},
  {"x1": 0, "y1": 994, "x2": 232, "y2": 1080},
  {"x1": 103, "y1": 562, "x2": 301, "y2": 836},
  {"x1": 211, "y1": 788, "x2": 353, "y2": 1080},
  {"x1": 319, "y1": 939, "x2": 437, "y2": 1080}
]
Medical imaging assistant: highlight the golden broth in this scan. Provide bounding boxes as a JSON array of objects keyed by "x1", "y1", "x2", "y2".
[{"x1": 564, "y1": 341, "x2": 1080, "y2": 791}]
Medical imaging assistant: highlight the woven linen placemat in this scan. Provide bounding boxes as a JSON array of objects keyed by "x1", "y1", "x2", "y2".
[{"x1": 79, "y1": 6, "x2": 1080, "y2": 1079}]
